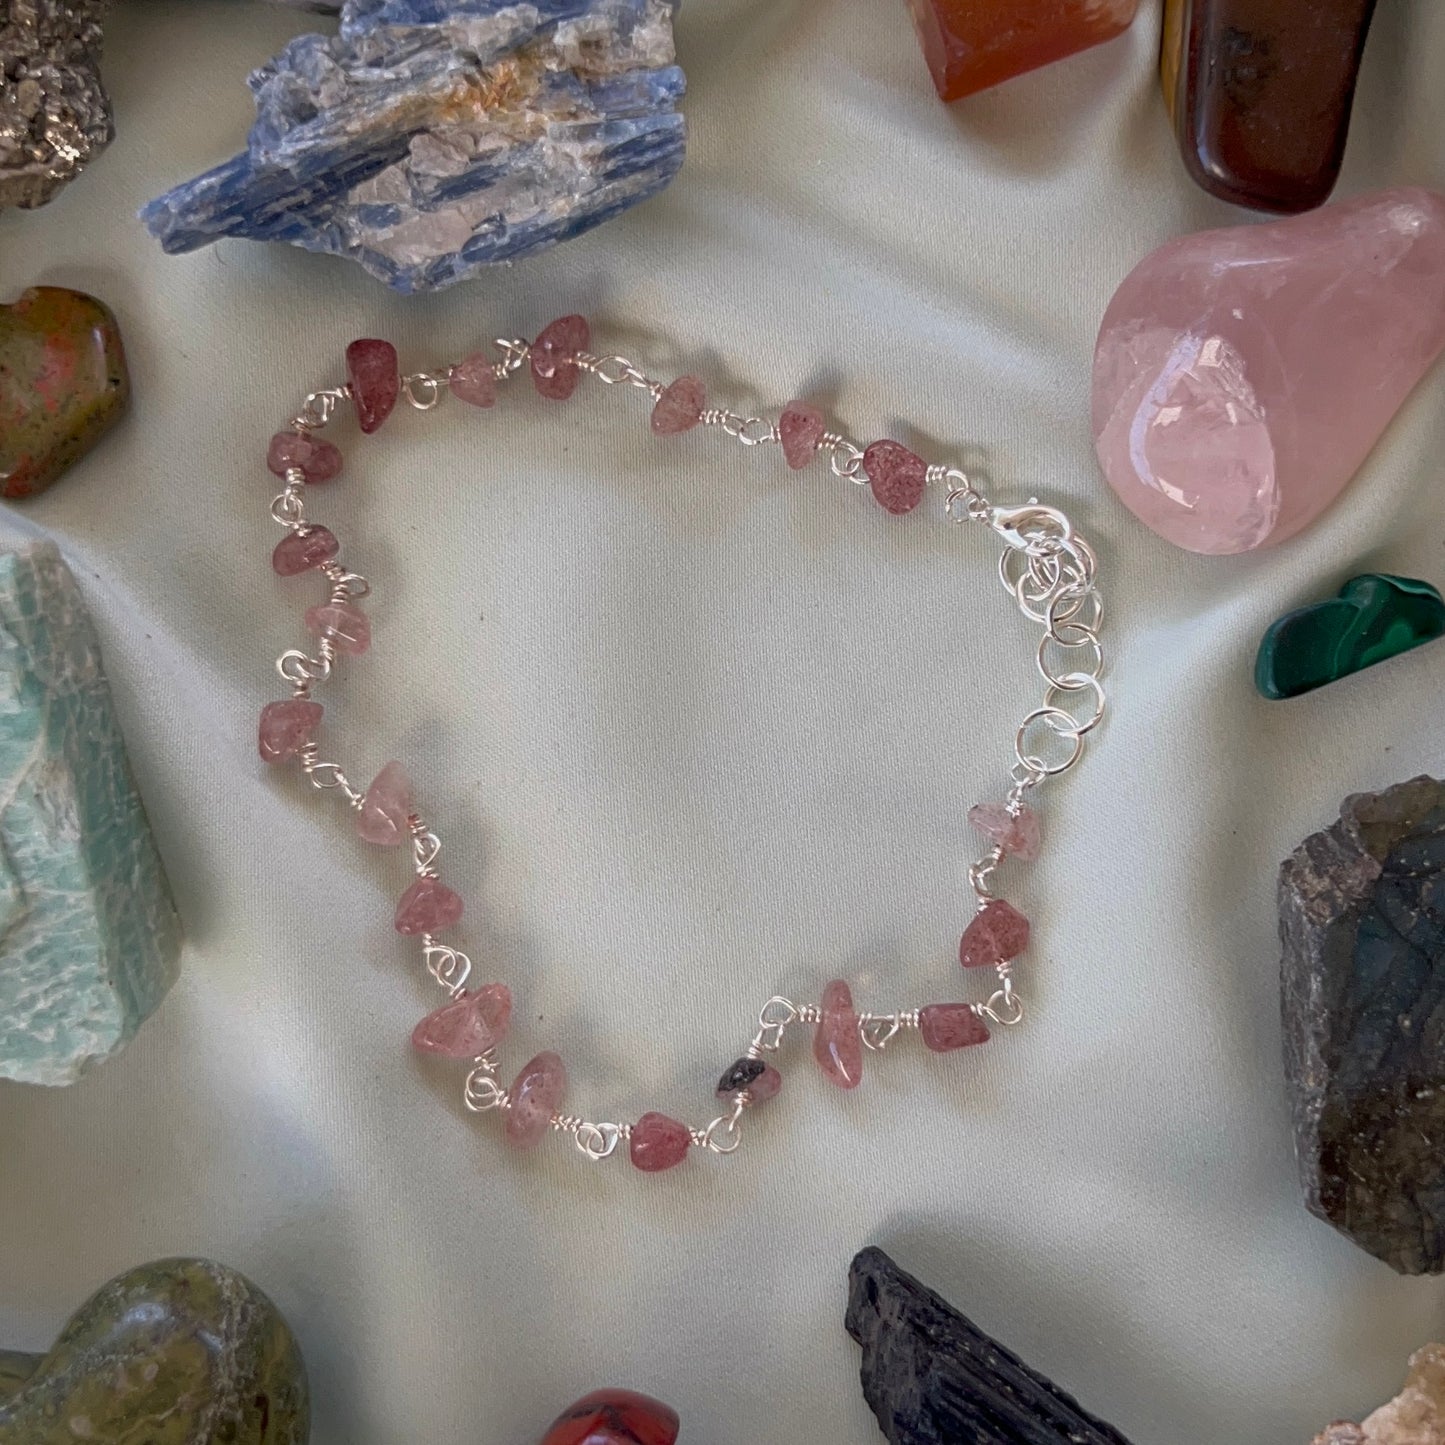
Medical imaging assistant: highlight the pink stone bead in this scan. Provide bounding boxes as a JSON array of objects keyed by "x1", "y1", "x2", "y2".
[
  {"x1": 346, "y1": 338, "x2": 400, "y2": 434},
  {"x1": 258, "y1": 699, "x2": 323, "y2": 763},
  {"x1": 271, "y1": 525, "x2": 339, "y2": 577},
  {"x1": 863, "y1": 439, "x2": 928, "y2": 514},
  {"x1": 918, "y1": 1003, "x2": 991, "y2": 1053},
  {"x1": 267, "y1": 430, "x2": 343, "y2": 483},
  {"x1": 959, "y1": 899, "x2": 1031, "y2": 969},
  {"x1": 650, "y1": 376, "x2": 705, "y2": 435},
  {"x1": 747, "y1": 1063, "x2": 782, "y2": 1102},
  {"x1": 305, "y1": 600, "x2": 370, "y2": 656},
  {"x1": 779, "y1": 400, "x2": 826, "y2": 470},
  {"x1": 411, "y1": 983, "x2": 512, "y2": 1058},
  {"x1": 450, "y1": 352, "x2": 497, "y2": 408},
  {"x1": 967, "y1": 801, "x2": 1042, "y2": 862},
  {"x1": 629, "y1": 1111, "x2": 693, "y2": 1172},
  {"x1": 356, "y1": 761, "x2": 412, "y2": 847},
  {"x1": 530, "y1": 314, "x2": 590, "y2": 401},
  {"x1": 394, "y1": 876, "x2": 464, "y2": 936},
  {"x1": 505, "y1": 1050, "x2": 567, "y2": 1150},
  {"x1": 814, "y1": 978, "x2": 863, "y2": 1090}
]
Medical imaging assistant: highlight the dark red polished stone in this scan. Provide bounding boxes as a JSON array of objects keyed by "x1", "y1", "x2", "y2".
[
  {"x1": 537, "y1": 1389, "x2": 680, "y2": 1445},
  {"x1": 1162, "y1": 0, "x2": 1377, "y2": 213},
  {"x1": 346, "y1": 338, "x2": 400, "y2": 433}
]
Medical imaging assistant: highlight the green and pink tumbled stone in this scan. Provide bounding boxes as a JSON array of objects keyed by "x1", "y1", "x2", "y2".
[{"x1": 0, "y1": 287, "x2": 129, "y2": 499}]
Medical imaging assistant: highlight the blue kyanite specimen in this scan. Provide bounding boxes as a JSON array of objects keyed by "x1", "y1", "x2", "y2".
[
  {"x1": 139, "y1": 0, "x2": 686, "y2": 293},
  {"x1": 0, "y1": 543, "x2": 182, "y2": 1086}
]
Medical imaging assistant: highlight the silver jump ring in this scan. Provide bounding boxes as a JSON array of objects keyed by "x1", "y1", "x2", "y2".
[
  {"x1": 1015, "y1": 707, "x2": 1084, "y2": 777},
  {"x1": 1043, "y1": 674, "x2": 1106, "y2": 734},
  {"x1": 1037, "y1": 631, "x2": 1104, "y2": 689}
]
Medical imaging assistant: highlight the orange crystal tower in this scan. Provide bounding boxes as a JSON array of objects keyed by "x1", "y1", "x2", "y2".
[{"x1": 908, "y1": 0, "x2": 1141, "y2": 102}]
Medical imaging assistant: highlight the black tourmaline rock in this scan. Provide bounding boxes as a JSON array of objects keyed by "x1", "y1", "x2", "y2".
[
  {"x1": 1280, "y1": 775, "x2": 1445, "y2": 1276},
  {"x1": 846, "y1": 1247, "x2": 1134, "y2": 1445},
  {"x1": 716, "y1": 1057, "x2": 766, "y2": 1095}
]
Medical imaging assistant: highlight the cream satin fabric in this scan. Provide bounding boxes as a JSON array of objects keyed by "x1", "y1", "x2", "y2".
[{"x1": 2, "y1": 2, "x2": 1444, "y2": 1441}]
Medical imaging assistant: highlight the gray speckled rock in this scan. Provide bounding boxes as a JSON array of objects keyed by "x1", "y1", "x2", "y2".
[
  {"x1": 1280, "y1": 775, "x2": 1445, "y2": 1275},
  {"x1": 0, "y1": 541, "x2": 181, "y2": 1085}
]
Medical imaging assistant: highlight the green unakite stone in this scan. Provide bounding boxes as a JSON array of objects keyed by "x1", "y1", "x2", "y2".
[
  {"x1": 1255, "y1": 573, "x2": 1445, "y2": 700},
  {"x1": 0, "y1": 1259, "x2": 309, "y2": 1445},
  {"x1": 0, "y1": 541, "x2": 182, "y2": 1084},
  {"x1": 0, "y1": 287, "x2": 129, "y2": 499}
]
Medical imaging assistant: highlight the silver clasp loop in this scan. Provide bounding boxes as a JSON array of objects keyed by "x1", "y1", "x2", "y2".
[
  {"x1": 990, "y1": 501, "x2": 1073, "y2": 551},
  {"x1": 574, "y1": 1122, "x2": 622, "y2": 1161}
]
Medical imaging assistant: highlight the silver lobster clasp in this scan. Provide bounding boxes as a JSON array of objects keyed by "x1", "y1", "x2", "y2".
[{"x1": 989, "y1": 501, "x2": 1073, "y2": 551}]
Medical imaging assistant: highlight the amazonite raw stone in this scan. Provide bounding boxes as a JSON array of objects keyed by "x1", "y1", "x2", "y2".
[{"x1": 0, "y1": 541, "x2": 181, "y2": 1085}]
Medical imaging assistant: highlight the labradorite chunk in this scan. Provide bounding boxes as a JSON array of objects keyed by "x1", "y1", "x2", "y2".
[
  {"x1": 0, "y1": 541, "x2": 182, "y2": 1085},
  {"x1": 1280, "y1": 776, "x2": 1445, "y2": 1274},
  {"x1": 0, "y1": 1258, "x2": 309, "y2": 1444},
  {"x1": 1255, "y1": 573, "x2": 1445, "y2": 700}
]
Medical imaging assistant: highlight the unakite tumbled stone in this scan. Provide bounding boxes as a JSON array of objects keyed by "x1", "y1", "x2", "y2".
[
  {"x1": 1255, "y1": 574, "x2": 1445, "y2": 700},
  {"x1": 0, "y1": 1258, "x2": 308, "y2": 1445},
  {"x1": 0, "y1": 542, "x2": 181, "y2": 1085}
]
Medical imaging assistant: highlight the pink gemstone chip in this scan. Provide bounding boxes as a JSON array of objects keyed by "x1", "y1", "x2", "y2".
[
  {"x1": 918, "y1": 1003, "x2": 991, "y2": 1053},
  {"x1": 450, "y1": 352, "x2": 497, "y2": 408},
  {"x1": 505, "y1": 1050, "x2": 568, "y2": 1150},
  {"x1": 305, "y1": 600, "x2": 370, "y2": 656},
  {"x1": 411, "y1": 983, "x2": 513, "y2": 1058},
  {"x1": 863, "y1": 439, "x2": 927, "y2": 514},
  {"x1": 629, "y1": 1112, "x2": 693, "y2": 1173},
  {"x1": 779, "y1": 401, "x2": 826, "y2": 470},
  {"x1": 650, "y1": 376, "x2": 706, "y2": 435},
  {"x1": 346, "y1": 338, "x2": 400, "y2": 434},
  {"x1": 530, "y1": 315, "x2": 590, "y2": 401},
  {"x1": 356, "y1": 761, "x2": 413, "y2": 847},
  {"x1": 258, "y1": 699, "x2": 323, "y2": 763},
  {"x1": 272, "y1": 526, "x2": 339, "y2": 577},
  {"x1": 394, "y1": 877, "x2": 464, "y2": 936},
  {"x1": 814, "y1": 978, "x2": 863, "y2": 1090},
  {"x1": 959, "y1": 899, "x2": 1031, "y2": 969},
  {"x1": 747, "y1": 1063, "x2": 782, "y2": 1103},
  {"x1": 267, "y1": 430, "x2": 342, "y2": 483},
  {"x1": 967, "y1": 802, "x2": 1042, "y2": 862}
]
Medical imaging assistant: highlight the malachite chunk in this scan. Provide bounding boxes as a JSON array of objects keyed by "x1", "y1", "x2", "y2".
[
  {"x1": 0, "y1": 542, "x2": 181, "y2": 1084},
  {"x1": 1256, "y1": 573, "x2": 1445, "y2": 700},
  {"x1": 0, "y1": 1259, "x2": 309, "y2": 1445}
]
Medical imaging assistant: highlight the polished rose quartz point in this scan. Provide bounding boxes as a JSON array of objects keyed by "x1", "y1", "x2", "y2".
[
  {"x1": 919, "y1": 1003, "x2": 990, "y2": 1053},
  {"x1": 258, "y1": 699, "x2": 323, "y2": 763},
  {"x1": 538, "y1": 1389, "x2": 680, "y2": 1445},
  {"x1": 650, "y1": 376, "x2": 705, "y2": 435},
  {"x1": 908, "y1": 0, "x2": 1141, "y2": 102},
  {"x1": 863, "y1": 439, "x2": 927, "y2": 514},
  {"x1": 272, "y1": 525, "x2": 339, "y2": 577},
  {"x1": 394, "y1": 877, "x2": 464, "y2": 936},
  {"x1": 1093, "y1": 188, "x2": 1445, "y2": 554},
  {"x1": 814, "y1": 979, "x2": 863, "y2": 1089},
  {"x1": 346, "y1": 338, "x2": 400, "y2": 434},
  {"x1": 505, "y1": 1050, "x2": 568, "y2": 1151},
  {"x1": 411, "y1": 983, "x2": 512, "y2": 1058},
  {"x1": 779, "y1": 400, "x2": 826, "y2": 470},
  {"x1": 629, "y1": 1112, "x2": 693, "y2": 1173},
  {"x1": 267, "y1": 430, "x2": 342, "y2": 483},
  {"x1": 530, "y1": 315, "x2": 590, "y2": 401},
  {"x1": 959, "y1": 899, "x2": 1030, "y2": 969},
  {"x1": 449, "y1": 352, "x2": 497, "y2": 408},
  {"x1": 356, "y1": 761, "x2": 412, "y2": 847},
  {"x1": 305, "y1": 600, "x2": 370, "y2": 656},
  {"x1": 968, "y1": 801, "x2": 1042, "y2": 861}
]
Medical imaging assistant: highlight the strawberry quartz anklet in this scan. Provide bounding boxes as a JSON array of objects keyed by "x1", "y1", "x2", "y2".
[{"x1": 257, "y1": 316, "x2": 1107, "y2": 1171}]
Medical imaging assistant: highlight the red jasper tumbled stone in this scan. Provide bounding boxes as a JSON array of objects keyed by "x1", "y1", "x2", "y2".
[{"x1": 537, "y1": 1389, "x2": 680, "y2": 1445}]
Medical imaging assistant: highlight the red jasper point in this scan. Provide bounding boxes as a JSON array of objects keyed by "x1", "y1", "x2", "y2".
[{"x1": 537, "y1": 1389, "x2": 680, "y2": 1445}]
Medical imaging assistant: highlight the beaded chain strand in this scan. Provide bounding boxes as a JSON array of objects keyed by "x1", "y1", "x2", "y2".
[{"x1": 257, "y1": 315, "x2": 1106, "y2": 1171}]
